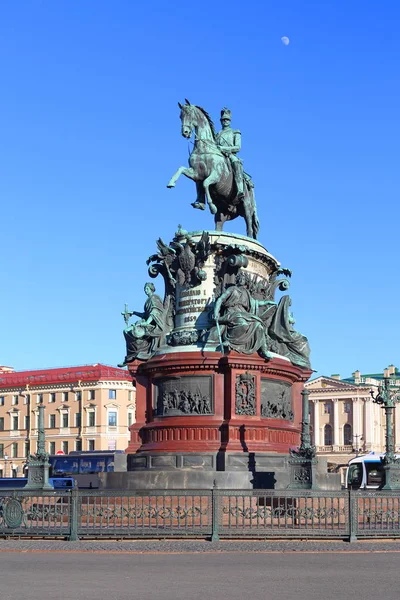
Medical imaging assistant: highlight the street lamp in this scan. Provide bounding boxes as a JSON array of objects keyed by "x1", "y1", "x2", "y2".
[
  {"x1": 3, "y1": 453, "x2": 8, "y2": 478},
  {"x1": 25, "y1": 399, "x2": 53, "y2": 490},
  {"x1": 370, "y1": 377, "x2": 400, "y2": 490},
  {"x1": 288, "y1": 388, "x2": 317, "y2": 489},
  {"x1": 352, "y1": 434, "x2": 363, "y2": 457}
]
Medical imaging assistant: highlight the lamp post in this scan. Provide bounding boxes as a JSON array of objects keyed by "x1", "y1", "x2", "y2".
[
  {"x1": 370, "y1": 377, "x2": 400, "y2": 490},
  {"x1": 352, "y1": 434, "x2": 363, "y2": 457},
  {"x1": 3, "y1": 452, "x2": 9, "y2": 478},
  {"x1": 25, "y1": 399, "x2": 53, "y2": 490},
  {"x1": 288, "y1": 389, "x2": 317, "y2": 489}
]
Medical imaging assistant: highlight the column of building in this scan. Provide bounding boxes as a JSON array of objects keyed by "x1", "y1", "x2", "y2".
[
  {"x1": 352, "y1": 397, "x2": 362, "y2": 451},
  {"x1": 363, "y1": 396, "x2": 374, "y2": 451},
  {"x1": 332, "y1": 398, "x2": 340, "y2": 450},
  {"x1": 313, "y1": 399, "x2": 320, "y2": 448}
]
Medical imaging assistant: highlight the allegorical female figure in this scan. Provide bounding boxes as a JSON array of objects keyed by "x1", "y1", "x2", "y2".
[
  {"x1": 209, "y1": 272, "x2": 276, "y2": 357},
  {"x1": 268, "y1": 295, "x2": 311, "y2": 368},
  {"x1": 120, "y1": 283, "x2": 169, "y2": 364}
]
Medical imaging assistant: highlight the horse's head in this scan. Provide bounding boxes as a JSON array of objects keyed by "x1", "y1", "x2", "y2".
[{"x1": 178, "y1": 99, "x2": 198, "y2": 138}]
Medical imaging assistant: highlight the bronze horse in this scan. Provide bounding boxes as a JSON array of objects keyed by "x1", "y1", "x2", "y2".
[{"x1": 167, "y1": 101, "x2": 259, "y2": 239}]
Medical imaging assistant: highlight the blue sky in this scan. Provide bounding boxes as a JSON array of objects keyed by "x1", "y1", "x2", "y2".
[{"x1": 1, "y1": 1, "x2": 399, "y2": 378}]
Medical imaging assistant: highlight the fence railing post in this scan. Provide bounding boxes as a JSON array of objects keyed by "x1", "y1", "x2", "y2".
[
  {"x1": 348, "y1": 489, "x2": 357, "y2": 543},
  {"x1": 69, "y1": 488, "x2": 79, "y2": 541},
  {"x1": 211, "y1": 480, "x2": 220, "y2": 542}
]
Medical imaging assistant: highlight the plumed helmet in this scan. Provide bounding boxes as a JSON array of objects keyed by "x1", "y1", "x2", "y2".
[{"x1": 220, "y1": 107, "x2": 232, "y2": 121}]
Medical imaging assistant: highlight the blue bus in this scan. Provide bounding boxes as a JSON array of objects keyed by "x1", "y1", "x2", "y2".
[
  {"x1": 0, "y1": 477, "x2": 75, "y2": 489},
  {"x1": 49, "y1": 451, "x2": 127, "y2": 476},
  {"x1": 48, "y1": 451, "x2": 127, "y2": 488}
]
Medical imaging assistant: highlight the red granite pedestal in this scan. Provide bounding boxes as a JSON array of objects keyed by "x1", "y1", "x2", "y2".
[{"x1": 116, "y1": 351, "x2": 312, "y2": 490}]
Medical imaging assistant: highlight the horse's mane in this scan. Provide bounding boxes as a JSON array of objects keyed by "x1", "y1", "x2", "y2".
[{"x1": 195, "y1": 106, "x2": 216, "y2": 139}]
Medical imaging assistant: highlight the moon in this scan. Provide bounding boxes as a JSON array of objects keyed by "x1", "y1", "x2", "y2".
[{"x1": 281, "y1": 36, "x2": 290, "y2": 46}]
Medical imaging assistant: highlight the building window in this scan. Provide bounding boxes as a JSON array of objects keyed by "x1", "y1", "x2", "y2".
[
  {"x1": 128, "y1": 412, "x2": 133, "y2": 428},
  {"x1": 12, "y1": 395, "x2": 19, "y2": 405},
  {"x1": 344, "y1": 401, "x2": 351, "y2": 414},
  {"x1": 324, "y1": 424, "x2": 333, "y2": 446},
  {"x1": 75, "y1": 440, "x2": 82, "y2": 452},
  {"x1": 11, "y1": 443, "x2": 18, "y2": 458},
  {"x1": 24, "y1": 416, "x2": 30, "y2": 430},
  {"x1": 49, "y1": 393, "x2": 56, "y2": 403},
  {"x1": 108, "y1": 411, "x2": 117, "y2": 427},
  {"x1": 25, "y1": 442, "x2": 30, "y2": 457},
  {"x1": 75, "y1": 391, "x2": 82, "y2": 402},
  {"x1": 49, "y1": 442, "x2": 55, "y2": 455},
  {"x1": 62, "y1": 413, "x2": 69, "y2": 428},
  {"x1": 0, "y1": 396, "x2": 4, "y2": 406},
  {"x1": 24, "y1": 394, "x2": 30, "y2": 405},
  {"x1": 343, "y1": 424, "x2": 352, "y2": 445},
  {"x1": 37, "y1": 393, "x2": 43, "y2": 404},
  {"x1": 62, "y1": 392, "x2": 68, "y2": 402},
  {"x1": 12, "y1": 415, "x2": 18, "y2": 431},
  {"x1": 49, "y1": 414, "x2": 56, "y2": 429},
  {"x1": 109, "y1": 389, "x2": 116, "y2": 400},
  {"x1": 88, "y1": 439, "x2": 95, "y2": 451},
  {"x1": 88, "y1": 390, "x2": 95, "y2": 400},
  {"x1": 0, "y1": 444, "x2": 3, "y2": 458},
  {"x1": 88, "y1": 411, "x2": 95, "y2": 427},
  {"x1": 323, "y1": 402, "x2": 331, "y2": 415},
  {"x1": 0, "y1": 417, "x2": 4, "y2": 431},
  {"x1": 62, "y1": 441, "x2": 68, "y2": 454},
  {"x1": 128, "y1": 390, "x2": 134, "y2": 402},
  {"x1": 75, "y1": 413, "x2": 81, "y2": 428}
]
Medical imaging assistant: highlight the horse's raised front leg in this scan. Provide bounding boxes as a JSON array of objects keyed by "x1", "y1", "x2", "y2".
[
  {"x1": 203, "y1": 172, "x2": 219, "y2": 215},
  {"x1": 167, "y1": 166, "x2": 197, "y2": 188}
]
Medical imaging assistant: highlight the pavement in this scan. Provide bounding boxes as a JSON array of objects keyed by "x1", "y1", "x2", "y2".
[
  {"x1": 1, "y1": 538, "x2": 400, "y2": 553},
  {"x1": 1, "y1": 543, "x2": 400, "y2": 600}
]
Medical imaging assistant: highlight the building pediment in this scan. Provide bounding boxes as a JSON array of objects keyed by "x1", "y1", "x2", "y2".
[
  {"x1": 306, "y1": 376, "x2": 362, "y2": 391},
  {"x1": 83, "y1": 402, "x2": 97, "y2": 410},
  {"x1": 104, "y1": 402, "x2": 120, "y2": 409}
]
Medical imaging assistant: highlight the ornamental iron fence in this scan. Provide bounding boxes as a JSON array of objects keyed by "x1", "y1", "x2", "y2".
[{"x1": 1, "y1": 488, "x2": 400, "y2": 542}]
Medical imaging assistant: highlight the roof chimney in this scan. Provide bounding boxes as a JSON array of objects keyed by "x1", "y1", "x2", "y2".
[{"x1": 330, "y1": 374, "x2": 341, "y2": 380}]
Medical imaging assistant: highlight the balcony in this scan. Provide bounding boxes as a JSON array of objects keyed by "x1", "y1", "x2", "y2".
[
  {"x1": 318, "y1": 446, "x2": 333, "y2": 453},
  {"x1": 84, "y1": 426, "x2": 97, "y2": 435},
  {"x1": 10, "y1": 430, "x2": 23, "y2": 438}
]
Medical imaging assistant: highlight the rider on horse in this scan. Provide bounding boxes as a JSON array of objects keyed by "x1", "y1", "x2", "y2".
[{"x1": 215, "y1": 108, "x2": 254, "y2": 201}]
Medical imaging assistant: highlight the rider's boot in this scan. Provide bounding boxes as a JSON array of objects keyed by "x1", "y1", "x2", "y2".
[{"x1": 233, "y1": 162, "x2": 245, "y2": 199}]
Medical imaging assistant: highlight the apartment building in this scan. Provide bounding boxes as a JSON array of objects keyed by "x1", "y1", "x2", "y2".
[{"x1": 0, "y1": 364, "x2": 135, "y2": 477}]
